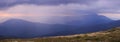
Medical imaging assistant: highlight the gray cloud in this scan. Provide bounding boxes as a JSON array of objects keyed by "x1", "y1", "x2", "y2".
[
  {"x1": 0, "y1": 0, "x2": 97, "y2": 9},
  {"x1": 0, "y1": 0, "x2": 120, "y2": 23},
  {"x1": 0, "y1": 0, "x2": 120, "y2": 13}
]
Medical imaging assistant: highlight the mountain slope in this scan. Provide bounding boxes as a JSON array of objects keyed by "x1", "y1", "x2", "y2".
[
  {"x1": 64, "y1": 14, "x2": 112, "y2": 26},
  {"x1": 0, "y1": 14, "x2": 117, "y2": 38},
  {"x1": 50, "y1": 20, "x2": 120, "y2": 36},
  {"x1": 0, "y1": 19, "x2": 53, "y2": 38},
  {"x1": 0, "y1": 18, "x2": 119, "y2": 38},
  {"x1": 0, "y1": 19, "x2": 80, "y2": 38},
  {"x1": 1, "y1": 27, "x2": 120, "y2": 42}
]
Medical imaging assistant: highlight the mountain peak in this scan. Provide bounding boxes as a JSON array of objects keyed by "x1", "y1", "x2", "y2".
[{"x1": 1, "y1": 19, "x2": 33, "y2": 25}]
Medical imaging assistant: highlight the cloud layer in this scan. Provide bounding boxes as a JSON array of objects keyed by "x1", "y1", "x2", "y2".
[
  {"x1": 0, "y1": 0, "x2": 120, "y2": 23},
  {"x1": 1, "y1": 0, "x2": 120, "y2": 13},
  {"x1": 0, "y1": 0, "x2": 95, "y2": 10}
]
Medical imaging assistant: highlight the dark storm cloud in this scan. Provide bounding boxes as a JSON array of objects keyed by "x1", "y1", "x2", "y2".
[
  {"x1": 0, "y1": 0, "x2": 120, "y2": 14},
  {"x1": 0, "y1": 0, "x2": 97, "y2": 9}
]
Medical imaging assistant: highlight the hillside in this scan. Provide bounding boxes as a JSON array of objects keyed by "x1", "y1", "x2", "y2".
[
  {"x1": 0, "y1": 19, "x2": 115, "y2": 38},
  {"x1": 0, "y1": 27, "x2": 120, "y2": 42}
]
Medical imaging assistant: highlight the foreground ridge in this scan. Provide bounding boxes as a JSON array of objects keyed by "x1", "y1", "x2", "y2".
[{"x1": 0, "y1": 27, "x2": 120, "y2": 42}]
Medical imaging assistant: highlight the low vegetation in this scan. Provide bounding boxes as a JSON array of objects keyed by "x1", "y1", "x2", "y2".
[{"x1": 0, "y1": 27, "x2": 120, "y2": 42}]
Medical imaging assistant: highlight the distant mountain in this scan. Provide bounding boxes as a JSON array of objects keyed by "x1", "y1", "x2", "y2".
[
  {"x1": 64, "y1": 14, "x2": 113, "y2": 26},
  {"x1": 0, "y1": 15, "x2": 119, "y2": 38},
  {"x1": 42, "y1": 14, "x2": 112, "y2": 25},
  {"x1": 0, "y1": 19, "x2": 52, "y2": 38},
  {"x1": 72, "y1": 20, "x2": 120, "y2": 33},
  {"x1": 43, "y1": 19, "x2": 120, "y2": 37},
  {"x1": 0, "y1": 19, "x2": 77, "y2": 38}
]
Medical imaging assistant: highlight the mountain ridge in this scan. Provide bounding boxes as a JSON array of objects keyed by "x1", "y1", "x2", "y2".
[
  {"x1": 0, "y1": 14, "x2": 118, "y2": 38},
  {"x1": 0, "y1": 27, "x2": 120, "y2": 42},
  {"x1": 0, "y1": 18, "x2": 118, "y2": 38}
]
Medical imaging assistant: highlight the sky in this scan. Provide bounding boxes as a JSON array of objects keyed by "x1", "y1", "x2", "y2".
[{"x1": 0, "y1": 0, "x2": 120, "y2": 23}]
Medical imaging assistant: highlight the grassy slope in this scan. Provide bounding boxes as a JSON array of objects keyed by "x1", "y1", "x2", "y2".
[{"x1": 0, "y1": 27, "x2": 120, "y2": 42}]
